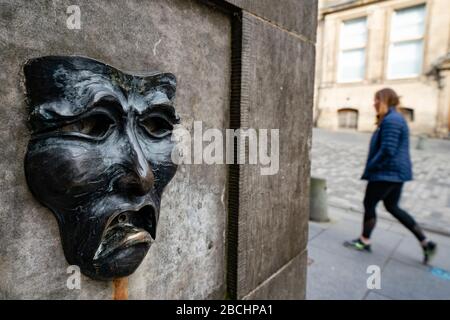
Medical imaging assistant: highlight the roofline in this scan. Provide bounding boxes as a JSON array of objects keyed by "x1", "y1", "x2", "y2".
[{"x1": 320, "y1": 0, "x2": 388, "y2": 18}]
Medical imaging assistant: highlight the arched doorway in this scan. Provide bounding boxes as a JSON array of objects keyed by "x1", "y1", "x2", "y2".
[
  {"x1": 399, "y1": 107, "x2": 415, "y2": 123},
  {"x1": 338, "y1": 108, "x2": 359, "y2": 129}
]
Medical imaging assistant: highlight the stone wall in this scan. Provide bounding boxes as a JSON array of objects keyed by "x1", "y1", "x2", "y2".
[{"x1": 0, "y1": 0, "x2": 317, "y2": 299}]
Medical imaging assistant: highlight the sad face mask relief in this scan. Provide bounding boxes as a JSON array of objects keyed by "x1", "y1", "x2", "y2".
[{"x1": 23, "y1": 56, "x2": 179, "y2": 280}]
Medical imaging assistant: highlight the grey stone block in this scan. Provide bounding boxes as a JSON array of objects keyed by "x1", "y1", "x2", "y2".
[
  {"x1": 0, "y1": 0, "x2": 230, "y2": 299},
  {"x1": 226, "y1": 0, "x2": 318, "y2": 41},
  {"x1": 236, "y1": 11, "x2": 315, "y2": 299},
  {"x1": 1, "y1": 0, "x2": 316, "y2": 300},
  {"x1": 243, "y1": 250, "x2": 307, "y2": 300}
]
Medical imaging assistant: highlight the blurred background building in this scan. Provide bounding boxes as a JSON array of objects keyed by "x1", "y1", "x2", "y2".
[{"x1": 314, "y1": 0, "x2": 450, "y2": 137}]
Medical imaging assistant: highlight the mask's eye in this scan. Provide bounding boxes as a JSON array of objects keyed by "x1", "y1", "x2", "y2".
[
  {"x1": 140, "y1": 116, "x2": 173, "y2": 138},
  {"x1": 57, "y1": 114, "x2": 114, "y2": 138}
]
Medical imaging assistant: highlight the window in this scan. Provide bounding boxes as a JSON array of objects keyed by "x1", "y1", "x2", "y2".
[
  {"x1": 338, "y1": 17, "x2": 367, "y2": 83},
  {"x1": 387, "y1": 5, "x2": 426, "y2": 79},
  {"x1": 338, "y1": 108, "x2": 359, "y2": 129},
  {"x1": 399, "y1": 107, "x2": 414, "y2": 122}
]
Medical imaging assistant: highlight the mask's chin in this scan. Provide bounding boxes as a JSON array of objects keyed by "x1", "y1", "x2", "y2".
[
  {"x1": 78, "y1": 205, "x2": 158, "y2": 280},
  {"x1": 89, "y1": 242, "x2": 151, "y2": 280}
]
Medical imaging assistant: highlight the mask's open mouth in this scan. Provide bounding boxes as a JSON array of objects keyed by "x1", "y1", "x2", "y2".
[{"x1": 93, "y1": 205, "x2": 157, "y2": 261}]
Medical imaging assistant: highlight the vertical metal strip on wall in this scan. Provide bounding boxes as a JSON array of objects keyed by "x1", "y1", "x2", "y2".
[
  {"x1": 226, "y1": 11, "x2": 243, "y2": 299},
  {"x1": 227, "y1": 10, "x2": 253, "y2": 300}
]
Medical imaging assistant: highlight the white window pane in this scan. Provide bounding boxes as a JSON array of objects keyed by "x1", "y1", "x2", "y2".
[
  {"x1": 339, "y1": 49, "x2": 365, "y2": 82},
  {"x1": 391, "y1": 5, "x2": 425, "y2": 41},
  {"x1": 388, "y1": 40, "x2": 423, "y2": 78},
  {"x1": 340, "y1": 17, "x2": 367, "y2": 49}
]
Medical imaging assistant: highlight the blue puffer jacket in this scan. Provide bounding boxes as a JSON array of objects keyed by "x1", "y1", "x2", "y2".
[{"x1": 361, "y1": 107, "x2": 413, "y2": 182}]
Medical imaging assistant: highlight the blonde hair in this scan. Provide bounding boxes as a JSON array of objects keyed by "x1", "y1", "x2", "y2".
[{"x1": 375, "y1": 88, "x2": 400, "y2": 125}]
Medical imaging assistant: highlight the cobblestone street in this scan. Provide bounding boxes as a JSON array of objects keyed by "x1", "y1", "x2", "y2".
[{"x1": 311, "y1": 128, "x2": 450, "y2": 235}]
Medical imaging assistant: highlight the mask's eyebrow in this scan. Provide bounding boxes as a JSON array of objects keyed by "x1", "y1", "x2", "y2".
[
  {"x1": 135, "y1": 90, "x2": 179, "y2": 124},
  {"x1": 30, "y1": 87, "x2": 125, "y2": 125}
]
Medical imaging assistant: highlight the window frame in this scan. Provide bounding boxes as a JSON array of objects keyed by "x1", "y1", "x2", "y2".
[
  {"x1": 386, "y1": 3, "x2": 428, "y2": 80},
  {"x1": 337, "y1": 16, "x2": 369, "y2": 84}
]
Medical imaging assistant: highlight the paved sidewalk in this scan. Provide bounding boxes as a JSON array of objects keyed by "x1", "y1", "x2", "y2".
[
  {"x1": 307, "y1": 207, "x2": 450, "y2": 300},
  {"x1": 311, "y1": 128, "x2": 450, "y2": 235}
]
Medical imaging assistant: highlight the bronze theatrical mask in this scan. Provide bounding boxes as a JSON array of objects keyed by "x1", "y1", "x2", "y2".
[{"x1": 23, "y1": 56, "x2": 179, "y2": 280}]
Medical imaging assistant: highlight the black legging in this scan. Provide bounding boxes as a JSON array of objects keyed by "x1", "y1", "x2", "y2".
[{"x1": 363, "y1": 181, "x2": 426, "y2": 242}]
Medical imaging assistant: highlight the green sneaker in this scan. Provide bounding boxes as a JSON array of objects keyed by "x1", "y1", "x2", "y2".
[
  {"x1": 343, "y1": 238, "x2": 371, "y2": 252},
  {"x1": 423, "y1": 241, "x2": 437, "y2": 265}
]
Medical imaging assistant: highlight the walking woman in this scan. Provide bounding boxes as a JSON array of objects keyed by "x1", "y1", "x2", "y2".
[{"x1": 344, "y1": 88, "x2": 437, "y2": 264}]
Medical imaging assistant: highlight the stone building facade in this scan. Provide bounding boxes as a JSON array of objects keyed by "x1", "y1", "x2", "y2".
[{"x1": 315, "y1": 0, "x2": 450, "y2": 137}]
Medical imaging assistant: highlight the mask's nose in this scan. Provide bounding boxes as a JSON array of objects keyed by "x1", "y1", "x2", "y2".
[{"x1": 115, "y1": 125, "x2": 154, "y2": 196}]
